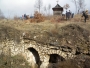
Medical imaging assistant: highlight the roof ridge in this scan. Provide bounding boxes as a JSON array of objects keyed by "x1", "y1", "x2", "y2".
[{"x1": 54, "y1": 4, "x2": 62, "y2": 8}]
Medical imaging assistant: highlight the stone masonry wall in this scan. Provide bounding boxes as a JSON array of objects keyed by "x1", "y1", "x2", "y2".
[{"x1": 0, "y1": 39, "x2": 75, "y2": 68}]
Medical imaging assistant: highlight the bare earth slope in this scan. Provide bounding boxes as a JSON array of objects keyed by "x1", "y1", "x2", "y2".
[{"x1": 0, "y1": 21, "x2": 90, "y2": 55}]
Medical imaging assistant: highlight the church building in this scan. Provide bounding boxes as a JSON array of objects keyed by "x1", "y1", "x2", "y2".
[{"x1": 52, "y1": 1, "x2": 63, "y2": 16}]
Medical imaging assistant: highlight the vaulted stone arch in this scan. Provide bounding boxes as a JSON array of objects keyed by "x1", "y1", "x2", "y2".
[
  {"x1": 27, "y1": 47, "x2": 41, "y2": 67},
  {"x1": 49, "y1": 54, "x2": 65, "y2": 63}
]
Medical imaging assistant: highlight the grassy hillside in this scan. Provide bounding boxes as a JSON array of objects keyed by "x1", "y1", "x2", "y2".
[{"x1": 0, "y1": 19, "x2": 90, "y2": 68}]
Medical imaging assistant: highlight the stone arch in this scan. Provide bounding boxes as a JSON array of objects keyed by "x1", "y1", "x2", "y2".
[
  {"x1": 49, "y1": 54, "x2": 65, "y2": 63},
  {"x1": 28, "y1": 47, "x2": 41, "y2": 66}
]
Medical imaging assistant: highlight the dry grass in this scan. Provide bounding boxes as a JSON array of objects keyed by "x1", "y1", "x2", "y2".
[
  {"x1": 0, "y1": 54, "x2": 31, "y2": 68},
  {"x1": 0, "y1": 18, "x2": 90, "y2": 45},
  {"x1": 71, "y1": 14, "x2": 90, "y2": 23},
  {"x1": 0, "y1": 18, "x2": 90, "y2": 31},
  {"x1": 0, "y1": 17, "x2": 90, "y2": 68}
]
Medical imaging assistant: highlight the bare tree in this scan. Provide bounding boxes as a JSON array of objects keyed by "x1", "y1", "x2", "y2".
[
  {"x1": 0, "y1": 9, "x2": 5, "y2": 19},
  {"x1": 77, "y1": 0, "x2": 86, "y2": 13},
  {"x1": 48, "y1": 4, "x2": 51, "y2": 16},
  {"x1": 34, "y1": 0, "x2": 43, "y2": 13},
  {"x1": 44, "y1": 6, "x2": 47, "y2": 15},
  {"x1": 63, "y1": 4, "x2": 70, "y2": 11},
  {"x1": 71, "y1": 0, "x2": 78, "y2": 13}
]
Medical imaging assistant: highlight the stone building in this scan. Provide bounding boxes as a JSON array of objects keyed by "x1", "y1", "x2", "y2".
[{"x1": 52, "y1": 4, "x2": 63, "y2": 16}]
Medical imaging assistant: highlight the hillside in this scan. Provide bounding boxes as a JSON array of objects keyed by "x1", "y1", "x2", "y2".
[
  {"x1": 0, "y1": 19, "x2": 90, "y2": 68},
  {"x1": 0, "y1": 20, "x2": 90, "y2": 55}
]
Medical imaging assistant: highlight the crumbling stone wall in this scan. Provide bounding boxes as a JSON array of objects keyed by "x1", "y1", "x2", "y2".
[{"x1": 0, "y1": 38, "x2": 75, "y2": 68}]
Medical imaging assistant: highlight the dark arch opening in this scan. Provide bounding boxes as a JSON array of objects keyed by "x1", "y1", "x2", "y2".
[
  {"x1": 49, "y1": 54, "x2": 65, "y2": 63},
  {"x1": 28, "y1": 47, "x2": 41, "y2": 67}
]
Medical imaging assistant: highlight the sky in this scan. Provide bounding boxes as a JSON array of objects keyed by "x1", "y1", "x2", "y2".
[{"x1": 0, "y1": 0, "x2": 90, "y2": 18}]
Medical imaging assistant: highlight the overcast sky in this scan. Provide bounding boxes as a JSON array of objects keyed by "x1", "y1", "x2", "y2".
[{"x1": 0, "y1": 0, "x2": 90, "y2": 18}]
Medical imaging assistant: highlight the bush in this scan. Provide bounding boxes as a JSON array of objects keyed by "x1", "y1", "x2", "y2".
[
  {"x1": 0, "y1": 54, "x2": 31, "y2": 68},
  {"x1": 28, "y1": 11, "x2": 45, "y2": 23},
  {"x1": 83, "y1": 58, "x2": 90, "y2": 68},
  {"x1": 48, "y1": 60, "x2": 79, "y2": 68}
]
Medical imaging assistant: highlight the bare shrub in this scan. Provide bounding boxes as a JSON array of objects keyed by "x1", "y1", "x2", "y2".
[
  {"x1": 50, "y1": 15, "x2": 66, "y2": 23},
  {"x1": 13, "y1": 15, "x2": 20, "y2": 21},
  {"x1": 48, "y1": 60, "x2": 79, "y2": 68},
  {"x1": 63, "y1": 4, "x2": 70, "y2": 11},
  {"x1": 0, "y1": 9, "x2": 5, "y2": 19},
  {"x1": 50, "y1": 16, "x2": 61, "y2": 23},
  {"x1": 28, "y1": 11, "x2": 45, "y2": 23}
]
